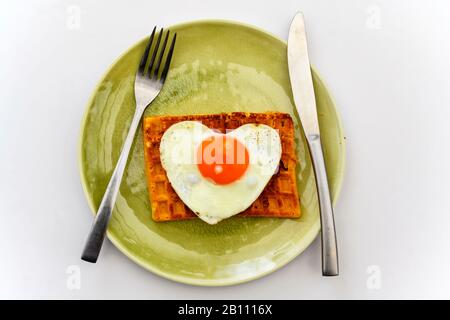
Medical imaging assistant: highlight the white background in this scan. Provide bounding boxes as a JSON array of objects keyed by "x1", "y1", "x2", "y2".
[{"x1": 1, "y1": 0, "x2": 450, "y2": 299}]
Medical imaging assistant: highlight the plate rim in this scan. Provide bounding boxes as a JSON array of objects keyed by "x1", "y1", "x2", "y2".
[{"x1": 78, "y1": 18, "x2": 346, "y2": 286}]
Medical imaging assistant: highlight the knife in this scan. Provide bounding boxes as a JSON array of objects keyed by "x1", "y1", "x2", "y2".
[{"x1": 287, "y1": 12, "x2": 339, "y2": 276}]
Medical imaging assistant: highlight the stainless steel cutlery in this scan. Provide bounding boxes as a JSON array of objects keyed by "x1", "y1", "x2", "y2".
[
  {"x1": 287, "y1": 12, "x2": 339, "y2": 276},
  {"x1": 81, "y1": 27, "x2": 177, "y2": 263}
]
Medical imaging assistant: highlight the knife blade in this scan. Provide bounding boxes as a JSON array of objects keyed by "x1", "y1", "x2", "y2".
[{"x1": 287, "y1": 12, "x2": 339, "y2": 276}]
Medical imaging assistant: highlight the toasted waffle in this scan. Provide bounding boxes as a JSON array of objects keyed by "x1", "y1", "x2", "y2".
[{"x1": 143, "y1": 112, "x2": 301, "y2": 221}]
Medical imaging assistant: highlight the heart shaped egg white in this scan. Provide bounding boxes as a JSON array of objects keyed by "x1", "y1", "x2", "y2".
[{"x1": 159, "y1": 121, "x2": 281, "y2": 224}]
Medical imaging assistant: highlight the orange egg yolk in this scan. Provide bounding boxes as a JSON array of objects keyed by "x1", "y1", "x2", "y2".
[{"x1": 197, "y1": 135, "x2": 249, "y2": 185}]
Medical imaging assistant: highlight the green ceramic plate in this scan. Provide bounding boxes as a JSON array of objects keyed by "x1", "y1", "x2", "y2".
[{"x1": 79, "y1": 20, "x2": 345, "y2": 286}]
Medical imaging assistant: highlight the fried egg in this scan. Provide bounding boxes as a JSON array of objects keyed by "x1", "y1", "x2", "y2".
[{"x1": 159, "y1": 121, "x2": 281, "y2": 224}]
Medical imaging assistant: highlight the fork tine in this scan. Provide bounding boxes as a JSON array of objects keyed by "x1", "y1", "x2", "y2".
[
  {"x1": 160, "y1": 33, "x2": 177, "y2": 82},
  {"x1": 147, "y1": 28, "x2": 164, "y2": 78},
  {"x1": 138, "y1": 26, "x2": 156, "y2": 75},
  {"x1": 153, "y1": 30, "x2": 170, "y2": 79}
]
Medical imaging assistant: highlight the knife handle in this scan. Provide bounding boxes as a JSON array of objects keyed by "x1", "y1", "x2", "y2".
[{"x1": 307, "y1": 134, "x2": 339, "y2": 276}]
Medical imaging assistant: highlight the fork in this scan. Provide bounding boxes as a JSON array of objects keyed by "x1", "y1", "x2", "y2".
[{"x1": 81, "y1": 27, "x2": 177, "y2": 263}]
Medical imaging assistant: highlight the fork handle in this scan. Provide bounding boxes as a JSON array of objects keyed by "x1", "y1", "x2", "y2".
[
  {"x1": 307, "y1": 134, "x2": 339, "y2": 276},
  {"x1": 81, "y1": 108, "x2": 145, "y2": 263}
]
